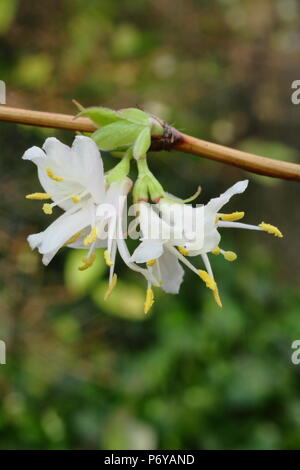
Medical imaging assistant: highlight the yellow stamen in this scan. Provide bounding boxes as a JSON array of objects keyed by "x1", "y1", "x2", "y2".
[
  {"x1": 26, "y1": 192, "x2": 52, "y2": 200},
  {"x1": 104, "y1": 274, "x2": 118, "y2": 301},
  {"x1": 259, "y1": 222, "x2": 283, "y2": 238},
  {"x1": 144, "y1": 288, "x2": 154, "y2": 314},
  {"x1": 78, "y1": 253, "x2": 96, "y2": 271},
  {"x1": 219, "y1": 211, "x2": 245, "y2": 222},
  {"x1": 198, "y1": 270, "x2": 222, "y2": 308},
  {"x1": 104, "y1": 249, "x2": 114, "y2": 267},
  {"x1": 178, "y1": 246, "x2": 190, "y2": 256},
  {"x1": 63, "y1": 231, "x2": 83, "y2": 247},
  {"x1": 83, "y1": 227, "x2": 97, "y2": 246},
  {"x1": 147, "y1": 259, "x2": 157, "y2": 267},
  {"x1": 46, "y1": 167, "x2": 64, "y2": 182},
  {"x1": 212, "y1": 247, "x2": 221, "y2": 255},
  {"x1": 42, "y1": 203, "x2": 53, "y2": 214},
  {"x1": 71, "y1": 195, "x2": 81, "y2": 203},
  {"x1": 198, "y1": 270, "x2": 217, "y2": 290},
  {"x1": 213, "y1": 287, "x2": 223, "y2": 308},
  {"x1": 223, "y1": 250, "x2": 237, "y2": 262}
]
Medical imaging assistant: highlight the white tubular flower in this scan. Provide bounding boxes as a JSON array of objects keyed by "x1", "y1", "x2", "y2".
[
  {"x1": 131, "y1": 180, "x2": 283, "y2": 309},
  {"x1": 24, "y1": 137, "x2": 156, "y2": 310},
  {"x1": 178, "y1": 178, "x2": 283, "y2": 257},
  {"x1": 130, "y1": 202, "x2": 185, "y2": 305},
  {"x1": 24, "y1": 136, "x2": 105, "y2": 266}
]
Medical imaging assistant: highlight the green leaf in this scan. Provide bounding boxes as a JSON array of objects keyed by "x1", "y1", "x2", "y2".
[
  {"x1": 79, "y1": 107, "x2": 123, "y2": 127},
  {"x1": 133, "y1": 127, "x2": 151, "y2": 159},
  {"x1": 118, "y1": 108, "x2": 150, "y2": 125},
  {"x1": 92, "y1": 121, "x2": 146, "y2": 150},
  {"x1": 79, "y1": 106, "x2": 150, "y2": 128}
]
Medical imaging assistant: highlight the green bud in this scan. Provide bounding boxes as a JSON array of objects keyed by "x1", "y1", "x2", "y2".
[
  {"x1": 133, "y1": 157, "x2": 165, "y2": 202},
  {"x1": 132, "y1": 176, "x2": 149, "y2": 202},
  {"x1": 147, "y1": 176, "x2": 165, "y2": 203}
]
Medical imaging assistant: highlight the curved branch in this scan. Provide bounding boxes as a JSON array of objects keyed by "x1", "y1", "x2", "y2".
[{"x1": 0, "y1": 105, "x2": 299, "y2": 181}]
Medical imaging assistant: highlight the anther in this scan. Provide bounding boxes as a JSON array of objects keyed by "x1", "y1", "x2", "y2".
[
  {"x1": 104, "y1": 249, "x2": 114, "y2": 267},
  {"x1": 144, "y1": 288, "x2": 154, "y2": 314},
  {"x1": 178, "y1": 246, "x2": 190, "y2": 256},
  {"x1": 259, "y1": 222, "x2": 283, "y2": 238},
  {"x1": 83, "y1": 227, "x2": 97, "y2": 246},
  {"x1": 42, "y1": 203, "x2": 53, "y2": 214},
  {"x1": 104, "y1": 274, "x2": 118, "y2": 301},
  {"x1": 46, "y1": 167, "x2": 64, "y2": 182},
  {"x1": 26, "y1": 192, "x2": 52, "y2": 200},
  {"x1": 147, "y1": 259, "x2": 157, "y2": 267}
]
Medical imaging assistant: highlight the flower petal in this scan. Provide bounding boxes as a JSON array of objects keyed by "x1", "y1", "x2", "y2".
[
  {"x1": 206, "y1": 180, "x2": 249, "y2": 215},
  {"x1": 131, "y1": 240, "x2": 164, "y2": 263},
  {"x1": 153, "y1": 250, "x2": 184, "y2": 294},
  {"x1": 24, "y1": 139, "x2": 80, "y2": 210},
  {"x1": 71, "y1": 136, "x2": 105, "y2": 204},
  {"x1": 42, "y1": 137, "x2": 72, "y2": 168},
  {"x1": 35, "y1": 205, "x2": 92, "y2": 256},
  {"x1": 22, "y1": 146, "x2": 46, "y2": 163}
]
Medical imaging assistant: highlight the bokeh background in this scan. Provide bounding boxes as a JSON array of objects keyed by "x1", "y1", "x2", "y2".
[{"x1": 0, "y1": 0, "x2": 300, "y2": 450}]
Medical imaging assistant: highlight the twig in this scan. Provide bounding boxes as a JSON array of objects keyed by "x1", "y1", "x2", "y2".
[
  {"x1": 177, "y1": 133, "x2": 300, "y2": 181},
  {"x1": 0, "y1": 105, "x2": 299, "y2": 181},
  {"x1": 0, "y1": 105, "x2": 96, "y2": 132}
]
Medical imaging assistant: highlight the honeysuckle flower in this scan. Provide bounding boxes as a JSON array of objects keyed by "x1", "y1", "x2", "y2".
[
  {"x1": 130, "y1": 201, "x2": 187, "y2": 305},
  {"x1": 24, "y1": 137, "x2": 158, "y2": 309},
  {"x1": 173, "y1": 179, "x2": 283, "y2": 258},
  {"x1": 23, "y1": 130, "x2": 283, "y2": 315},
  {"x1": 130, "y1": 199, "x2": 222, "y2": 308},
  {"x1": 24, "y1": 136, "x2": 106, "y2": 266},
  {"x1": 131, "y1": 180, "x2": 283, "y2": 310}
]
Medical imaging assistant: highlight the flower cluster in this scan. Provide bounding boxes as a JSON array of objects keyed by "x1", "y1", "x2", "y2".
[{"x1": 24, "y1": 108, "x2": 283, "y2": 314}]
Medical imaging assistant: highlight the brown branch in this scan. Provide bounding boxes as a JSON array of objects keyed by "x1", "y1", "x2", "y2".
[
  {"x1": 0, "y1": 105, "x2": 96, "y2": 132},
  {"x1": 176, "y1": 133, "x2": 300, "y2": 181},
  {"x1": 0, "y1": 105, "x2": 299, "y2": 181}
]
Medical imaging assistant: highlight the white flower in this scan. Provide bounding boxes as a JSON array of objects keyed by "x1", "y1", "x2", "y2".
[
  {"x1": 130, "y1": 201, "x2": 186, "y2": 299},
  {"x1": 24, "y1": 135, "x2": 283, "y2": 316},
  {"x1": 24, "y1": 136, "x2": 157, "y2": 310},
  {"x1": 131, "y1": 180, "x2": 283, "y2": 309},
  {"x1": 24, "y1": 136, "x2": 105, "y2": 266}
]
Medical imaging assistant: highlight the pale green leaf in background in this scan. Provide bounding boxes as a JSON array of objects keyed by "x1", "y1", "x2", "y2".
[
  {"x1": 64, "y1": 249, "x2": 106, "y2": 297},
  {"x1": 92, "y1": 281, "x2": 148, "y2": 321}
]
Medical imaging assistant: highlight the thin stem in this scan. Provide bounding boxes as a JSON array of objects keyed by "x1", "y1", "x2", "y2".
[
  {"x1": 0, "y1": 105, "x2": 96, "y2": 132},
  {"x1": 0, "y1": 105, "x2": 299, "y2": 181},
  {"x1": 176, "y1": 133, "x2": 300, "y2": 182}
]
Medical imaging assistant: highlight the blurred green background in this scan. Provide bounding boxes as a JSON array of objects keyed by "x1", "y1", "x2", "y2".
[{"x1": 0, "y1": 0, "x2": 300, "y2": 450}]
